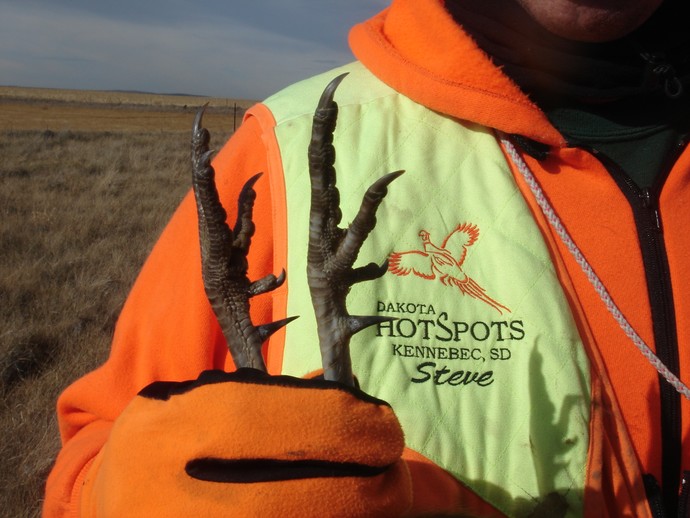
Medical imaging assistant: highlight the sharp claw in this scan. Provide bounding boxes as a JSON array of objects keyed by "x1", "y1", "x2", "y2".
[
  {"x1": 369, "y1": 170, "x2": 405, "y2": 195},
  {"x1": 315, "y1": 72, "x2": 348, "y2": 116},
  {"x1": 193, "y1": 103, "x2": 210, "y2": 130},
  {"x1": 249, "y1": 269, "x2": 286, "y2": 297},
  {"x1": 257, "y1": 316, "x2": 299, "y2": 342},
  {"x1": 336, "y1": 171, "x2": 403, "y2": 268},
  {"x1": 192, "y1": 106, "x2": 211, "y2": 157},
  {"x1": 347, "y1": 315, "x2": 396, "y2": 335},
  {"x1": 308, "y1": 74, "x2": 347, "y2": 211},
  {"x1": 232, "y1": 174, "x2": 260, "y2": 252},
  {"x1": 241, "y1": 172, "x2": 263, "y2": 191}
]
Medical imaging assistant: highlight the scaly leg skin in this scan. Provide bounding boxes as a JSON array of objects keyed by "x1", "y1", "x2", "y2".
[
  {"x1": 307, "y1": 74, "x2": 403, "y2": 386},
  {"x1": 192, "y1": 108, "x2": 295, "y2": 371}
]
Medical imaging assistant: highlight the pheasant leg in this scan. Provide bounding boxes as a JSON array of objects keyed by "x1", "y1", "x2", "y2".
[{"x1": 307, "y1": 74, "x2": 403, "y2": 386}]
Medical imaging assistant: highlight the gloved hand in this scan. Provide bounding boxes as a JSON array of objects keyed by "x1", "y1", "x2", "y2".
[{"x1": 80, "y1": 368, "x2": 412, "y2": 517}]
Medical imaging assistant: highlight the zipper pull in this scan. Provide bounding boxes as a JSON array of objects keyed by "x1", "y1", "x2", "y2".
[
  {"x1": 642, "y1": 188, "x2": 663, "y2": 232},
  {"x1": 679, "y1": 471, "x2": 690, "y2": 518}
]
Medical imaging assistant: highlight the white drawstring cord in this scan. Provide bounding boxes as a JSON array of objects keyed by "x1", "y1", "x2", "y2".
[{"x1": 500, "y1": 135, "x2": 690, "y2": 401}]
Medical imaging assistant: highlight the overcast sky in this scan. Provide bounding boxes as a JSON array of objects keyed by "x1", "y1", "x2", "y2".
[{"x1": 0, "y1": 0, "x2": 388, "y2": 100}]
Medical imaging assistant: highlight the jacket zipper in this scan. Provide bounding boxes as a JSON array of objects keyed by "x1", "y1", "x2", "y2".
[
  {"x1": 645, "y1": 474, "x2": 668, "y2": 518},
  {"x1": 592, "y1": 141, "x2": 685, "y2": 517}
]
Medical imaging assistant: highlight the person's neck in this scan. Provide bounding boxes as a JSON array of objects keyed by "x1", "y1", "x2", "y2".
[{"x1": 445, "y1": 0, "x2": 690, "y2": 106}]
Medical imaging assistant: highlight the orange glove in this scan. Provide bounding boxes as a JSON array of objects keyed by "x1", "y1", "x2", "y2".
[{"x1": 80, "y1": 368, "x2": 412, "y2": 517}]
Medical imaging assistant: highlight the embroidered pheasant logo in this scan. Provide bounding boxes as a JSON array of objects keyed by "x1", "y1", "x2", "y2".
[{"x1": 388, "y1": 223, "x2": 510, "y2": 314}]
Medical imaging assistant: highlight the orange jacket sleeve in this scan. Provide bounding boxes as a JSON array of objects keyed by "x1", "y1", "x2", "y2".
[{"x1": 43, "y1": 113, "x2": 277, "y2": 517}]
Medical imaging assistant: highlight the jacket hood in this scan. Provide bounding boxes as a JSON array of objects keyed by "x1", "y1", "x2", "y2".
[{"x1": 349, "y1": 0, "x2": 566, "y2": 147}]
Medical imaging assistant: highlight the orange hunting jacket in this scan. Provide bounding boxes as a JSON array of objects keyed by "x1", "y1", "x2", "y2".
[{"x1": 44, "y1": 0, "x2": 690, "y2": 516}]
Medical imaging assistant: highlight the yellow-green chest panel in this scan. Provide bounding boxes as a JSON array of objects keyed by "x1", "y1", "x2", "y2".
[{"x1": 266, "y1": 62, "x2": 591, "y2": 517}]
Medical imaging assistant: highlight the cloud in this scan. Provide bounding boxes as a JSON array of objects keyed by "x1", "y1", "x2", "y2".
[{"x1": 0, "y1": 0, "x2": 386, "y2": 99}]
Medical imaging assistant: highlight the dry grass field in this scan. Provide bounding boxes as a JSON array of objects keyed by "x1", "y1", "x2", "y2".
[{"x1": 0, "y1": 86, "x2": 253, "y2": 516}]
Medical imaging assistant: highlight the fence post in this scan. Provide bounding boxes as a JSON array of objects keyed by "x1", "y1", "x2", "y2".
[{"x1": 233, "y1": 103, "x2": 237, "y2": 132}]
